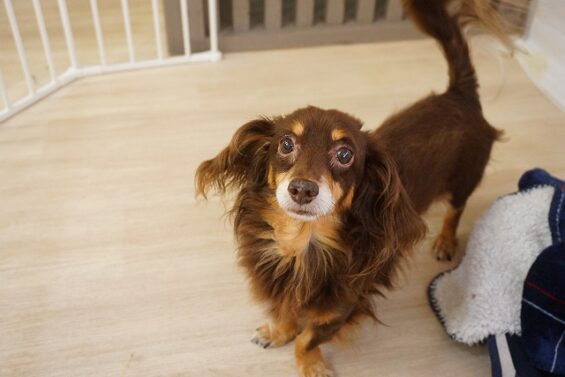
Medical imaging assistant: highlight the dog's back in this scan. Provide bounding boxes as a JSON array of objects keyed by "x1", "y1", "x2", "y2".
[
  {"x1": 374, "y1": 0, "x2": 504, "y2": 214},
  {"x1": 373, "y1": 0, "x2": 510, "y2": 259}
]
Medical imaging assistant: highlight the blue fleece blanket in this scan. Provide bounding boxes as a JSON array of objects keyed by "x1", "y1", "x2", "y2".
[
  {"x1": 479, "y1": 168, "x2": 565, "y2": 376},
  {"x1": 519, "y1": 169, "x2": 565, "y2": 375}
]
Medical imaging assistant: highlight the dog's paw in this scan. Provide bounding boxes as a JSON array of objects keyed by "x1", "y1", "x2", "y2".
[
  {"x1": 251, "y1": 325, "x2": 273, "y2": 349},
  {"x1": 251, "y1": 323, "x2": 296, "y2": 349},
  {"x1": 299, "y1": 361, "x2": 334, "y2": 377},
  {"x1": 432, "y1": 233, "x2": 457, "y2": 262}
]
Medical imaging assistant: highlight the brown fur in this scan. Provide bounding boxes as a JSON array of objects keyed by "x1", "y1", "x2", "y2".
[
  {"x1": 381, "y1": 0, "x2": 503, "y2": 259},
  {"x1": 195, "y1": 0, "x2": 507, "y2": 375},
  {"x1": 433, "y1": 205, "x2": 465, "y2": 261}
]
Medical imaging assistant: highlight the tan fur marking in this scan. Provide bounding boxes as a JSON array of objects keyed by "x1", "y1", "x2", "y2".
[
  {"x1": 331, "y1": 128, "x2": 347, "y2": 141},
  {"x1": 328, "y1": 177, "x2": 344, "y2": 204},
  {"x1": 327, "y1": 175, "x2": 354, "y2": 212},
  {"x1": 341, "y1": 187, "x2": 354, "y2": 209},
  {"x1": 433, "y1": 205, "x2": 464, "y2": 260},
  {"x1": 295, "y1": 328, "x2": 332, "y2": 377},
  {"x1": 256, "y1": 317, "x2": 298, "y2": 347},
  {"x1": 267, "y1": 165, "x2": 276, "y2": 189},
  {"x1": 274, "y1": 170, "x2": 292, "y2": 187},
  {"x1": 292, "y1": 121, "x2": 304, "y2": 136},
  {"x1": 307, "y1": 310, "x2": 341, "y2": 325},
  {"x1": 440, "y1": 205, "x2": 463, "y2": 241},
  {"x1": 262, "y1": 201, "x2": 346, "y2": 259}
]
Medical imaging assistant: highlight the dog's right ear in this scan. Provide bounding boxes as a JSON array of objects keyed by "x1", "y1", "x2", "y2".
[
  {"x1": 195, "y1": 118, "x2": 275, "y2": 198},
  {"x1": 346, "y1": 137, "x2": 426, "y2": 287}
]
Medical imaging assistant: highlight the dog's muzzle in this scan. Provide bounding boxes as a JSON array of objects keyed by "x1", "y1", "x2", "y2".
[{"x1": 275, "y1": 178, "x2": 333, "y2": 221}]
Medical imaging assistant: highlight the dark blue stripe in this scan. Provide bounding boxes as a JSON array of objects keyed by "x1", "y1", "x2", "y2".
[
  {"x1": 549, "y1": 188, "x2": 565, "y2": 245},
  {"x1": 488, "y1": 336, "x2": 503, "y2": 377}
]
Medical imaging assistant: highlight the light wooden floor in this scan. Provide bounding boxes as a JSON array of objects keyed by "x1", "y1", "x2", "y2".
[{"x1": 1, "y1": 39, "x2": 564, "y2": 377}]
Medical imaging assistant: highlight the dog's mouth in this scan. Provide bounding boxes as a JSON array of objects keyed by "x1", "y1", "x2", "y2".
[
  {"x1": 293, "y1": 209, "x2": 314, "y2": 216},
  {"x1": 286, "y1": 208, "x2": 317, "y2": 219}
]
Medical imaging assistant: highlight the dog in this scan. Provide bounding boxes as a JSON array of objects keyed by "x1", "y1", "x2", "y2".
[{"x1": 195, "y1": 0, "x2": 508, "y2": 375}]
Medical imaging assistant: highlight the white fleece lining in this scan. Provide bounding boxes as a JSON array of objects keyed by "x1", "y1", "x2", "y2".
[{"x1": 430, "y1": 186, "x2": 554, "y2": 344}]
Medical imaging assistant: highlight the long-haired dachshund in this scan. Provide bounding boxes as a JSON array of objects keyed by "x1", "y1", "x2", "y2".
[{"x1": 196, "y1": 0, "x2": 508, "y2": 375}]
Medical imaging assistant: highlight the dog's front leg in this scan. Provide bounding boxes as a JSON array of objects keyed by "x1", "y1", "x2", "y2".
[{"x1": 295, "y1": 311, "x2": 350, "y2": 377}]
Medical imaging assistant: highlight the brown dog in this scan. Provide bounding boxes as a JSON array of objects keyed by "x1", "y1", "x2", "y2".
[{"x1": 196, "y1": 0, "x2": 507, "y2": 375}]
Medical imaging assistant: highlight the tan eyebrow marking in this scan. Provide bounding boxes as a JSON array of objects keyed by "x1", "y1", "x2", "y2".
[
  {"x1": 331, "y1": 128, "x2": 347, "y2": 141},
  {"x1": 291, "y1": 121, "x2": 304, "y2": 136}
]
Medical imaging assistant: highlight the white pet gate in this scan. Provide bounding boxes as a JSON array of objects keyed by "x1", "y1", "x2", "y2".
[
  {"x1": 0, "y1": 0, "x2": 221, "y2": 123},
  {"x1": 0, "y1": 0, "x2": 529, "y2": 124}
]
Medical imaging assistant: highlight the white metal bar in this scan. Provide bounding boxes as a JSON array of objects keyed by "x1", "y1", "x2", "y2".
[
  {"x1": 89, "y1": 0, "x2": 106, "y2": 65},
  {"x1": 151, "y1": 0, "x2": 163, "y2": 59},
  {"x1": 0, "y1": 68, "x2": 77, "y2": 124},
  {"x1": 57, "y1": 0, "x2": 79, "y2": 68},
  {"x1": 207, "y1": 0, "x2": 219, "y2": 54},
  {"x1": 121, "y1": 0, "x2": 136, "y2": 62},
  {"x1": 180, "y1": 0, "x2": 191, "y2": 55},
  {"x1": 0, "y1": 50, "x2": 221, "y2": 123},
  {"x1": 0, "y1": 70, "x2": 11, "y2": 110},
  {"x1": 32, "y1": 0, "x2": 56, "y2": 82},
  {"x1": 4, "y1": 0, "x2": 35, "y2": 94},
  {"x1": 78, "y1": 51, "x2": 221, "y2": 76}
]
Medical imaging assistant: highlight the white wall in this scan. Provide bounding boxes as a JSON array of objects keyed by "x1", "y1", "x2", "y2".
[{"x1": 518, "y1": 0, "x2": 565, "y2": 111}]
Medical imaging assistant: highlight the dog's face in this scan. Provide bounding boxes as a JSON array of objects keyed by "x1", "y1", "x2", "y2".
[{"x1": 267, "y1": 108, "x2": 366, "y2": 221}]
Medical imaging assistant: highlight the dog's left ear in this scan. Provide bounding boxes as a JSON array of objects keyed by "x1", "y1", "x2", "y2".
[
  {"x1": 347, "y1": 137, "x2": 426, "y2": 282},
  {"x1": 195, "y1": 118, "x2": 275, "y2": 198}
]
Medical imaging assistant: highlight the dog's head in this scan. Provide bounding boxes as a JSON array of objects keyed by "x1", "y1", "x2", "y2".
[
  {"x1": 267, "y1": 107, "x2": 366, "y2": 221},
  {"x1": 196, "y1": 106, "x2": 424, "y2": 256},
  {"x1": 196, "y1": 106, "x2": 363, "y2": 217}
]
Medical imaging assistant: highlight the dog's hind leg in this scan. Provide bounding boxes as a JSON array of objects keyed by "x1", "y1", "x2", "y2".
[
  {"x1": 433, "y1": 145, "x2": 493, "y2": 261},
  {"x1": 432, "y1": 202, "x2": 465, "y2": 261}
]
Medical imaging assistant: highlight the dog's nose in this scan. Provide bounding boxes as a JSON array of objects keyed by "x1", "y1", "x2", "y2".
[{"x1": 288, "y1": 179, "x2": 319, "y2": 205}]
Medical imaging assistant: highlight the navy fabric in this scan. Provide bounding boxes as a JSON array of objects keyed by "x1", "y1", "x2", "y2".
[
  {"x1": 522, "y1": 242, "x2": 565, "y2": 375},
  {"x1": 488, "y1": 336, "x2": 504, "y2": 377},
  {"x1": 507, "y1": 334, "x2": 545, "y2": 377},
  {"x1": 518, "y1": 168, "x2": 565, "y2": 193},
  {"x1": 517, "y1": 169, "x2": 565, "y2": 375},
  {"x1": 549, "y1": 189, "x2": 565, "y2": 245},
  {"x1": 487, "y1": 333, "x2": 563, "y2": 377}
]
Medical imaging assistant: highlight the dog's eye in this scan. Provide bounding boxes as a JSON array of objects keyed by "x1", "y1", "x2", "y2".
[
  {"x1": 279, "y1": 137, "x2": 294, "y2": 155},
  {"x1": 336, "y1": 148, "x2": 353, "y2": 165}
]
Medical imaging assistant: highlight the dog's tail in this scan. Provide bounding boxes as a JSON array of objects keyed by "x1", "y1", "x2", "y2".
[{"x1": 402, "y1": 0, "x2": 514, "y2": 100}]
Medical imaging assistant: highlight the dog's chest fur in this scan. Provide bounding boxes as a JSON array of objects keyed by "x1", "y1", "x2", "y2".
[
  {"x1": 265, "y1": 208, "x2": 344, "y2": 257},
  {"x1": 237, "y1": 205, "x2": 349, "y2": 306}
]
